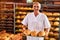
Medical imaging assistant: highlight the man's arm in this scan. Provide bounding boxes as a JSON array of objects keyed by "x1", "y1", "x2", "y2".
[
  {"x1": 44, "y1": 28, "x2": 50, "y2": 37},
  {"x1": 43, "y1": 14, "x2": 51, "y2": 37},
  {"x1": 22, "y1": 25, "x2": 27, "y2": 31},
  {"x1": 22, "y1": 25, "x2": 31, "y2": 36}
]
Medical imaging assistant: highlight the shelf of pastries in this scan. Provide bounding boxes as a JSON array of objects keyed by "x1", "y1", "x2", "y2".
[
  {"x1": 16, "y1": 12, "x2": 21, "y2": 14},
  {"x1": 18, "y1": 12, "x2": 27, "y2": 15},
  {"x1": 16, "y1": 12, "x2": 26, "y2": 15},
  {"x1": 50, "y1": 22, "x2": 59, "y2": 27},
  {"x1": 50, "y1": 27, "x2": 59, "y2": 32},
  {"x1": 48, "y1": 17, "x2": 59, "y2": 21},
  {"x1": 55, "y1": 17, "x2": 60, "y2": 20},
  {"x1": 50, "y1": 27, "x2": 54, "y2": 31},
  {"x1": 16, "y1": 7, "x2": 33, "y2": 10},
  {"x1": 6, "y1": 21, "x2": 13, "y2": 24},
  {"x1": 0, "y1": 21, "x2": 6, "y2": 23},
  {"x1": 53, "y1": 28, "x2": 59, "y2": 32},
  {"x1": 44, "y1": 12, "x2": 53, "y2": 16},
  {"x1": 48, "y1": 17, "x2": 55, "y2": 20},
  {"x1": 43, "y1": 12, "x2": 60, "y2": 17},
  {"x1": 52, "y1": 12, "x2": 60, "y2": 16},
  {"x1": 49, "y1": 31, "x2": 54, "y2": 37},
  {"x1": 6, "y1": 18, "x2": 13, "y2": 21},
  {"x1": 54, "y1": 22, "x2": 59, "y2": 26},
  {"x1": 0, "y1": 24, "x2": 6, "y2": 26},
  {"x1": 53, "y1": 32, "x2": 59, "y2": 38},
  {"x1": 0, "y1": 30, "x2": 23, "y2": 40},
  {"x1": 1, "y1": 9, "x2": 14, "y2": 11},
  {"x1": 6, "y1": 24, "x2": 13, "y2": 27}
]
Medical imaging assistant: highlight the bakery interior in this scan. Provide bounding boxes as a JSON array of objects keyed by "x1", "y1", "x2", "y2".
[{"x1": 0, "y1": 0, "x2": 60, "y2": 40}]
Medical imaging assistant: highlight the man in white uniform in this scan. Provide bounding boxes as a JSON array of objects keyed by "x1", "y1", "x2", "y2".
[{"x1": 21, "y1": 2, "x2": 51, "y2": 40}]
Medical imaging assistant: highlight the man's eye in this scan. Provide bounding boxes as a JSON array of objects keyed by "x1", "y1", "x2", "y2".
[
  {"x1": 34, "y1": 6, "x2": 39, "y2": 8},
  {"x1": 34, "y1": 6, "x2": 36, "y2": 7}
]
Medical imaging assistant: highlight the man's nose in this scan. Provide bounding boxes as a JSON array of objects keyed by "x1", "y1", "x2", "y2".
[{"x1": 35, "y1": 7, "x2": 38, "y2": 9}]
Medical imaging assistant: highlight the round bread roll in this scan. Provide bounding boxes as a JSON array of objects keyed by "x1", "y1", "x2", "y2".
[
  {"x1": 54, "y1": 22, "x2": 59, "y2": 26},
  {"x1": 23, "y1": 29, "x2": 31, "y2": 36},
  {"x1": 44, "y1": 12, "x2": 52, "y2": 16},
  {"x1": 21, "y1": 16, "x2": 25, "y2": 18},
  {"x1": 20, "y1": 7, "x2": 24, "y2": 9},
  {"x1": 44, "y1": 36, "x2": 49, "y2": 40},
  {"x1": 48, "y1": 17, "x2": 55, "y2": 20},
  {"x1": 49, "y1": 38, "x2": 56, "y2": 40},
  {"x1": 22, "y1": 12, "x2": 26, "y2": 14},
  {"x1": 49, "y1": 31, "x2": 53, "y2": 36},
  {"x1": 55, "y1": 17, "x2": 59, "y2": 20},
  {"x1": 18, "y1": 25, "x2": 22, "y2": 27},
  {"x1": 50, "y1": 27, "x2": 54, "y2": 31},
  {"x1": 16, "y1": 20, "x2": 20, "y2": 23},
  {"x1": 19, "y1": 29, "x2": 23, "y2": 32},
  {"x1": 31, "y1": 31, "x2": 37, "y2": 37},
  {"x1": 37, "y1": 31, "x2": 45, "y2": 37},
  {"x1": 54, "y1": 28, "x2": 59, "y2": 32},
  {"x1": 53, "y1": 13, "x2": 60, "y2": 16},
  {"x1": 53, "y1": 33, "x2": 59, "y2": 38},
  {"x1": 16, "y1": 16, "x2": 20, "y2": 18},
  {"x1": 23, "y1": 7, "x2": 28, "y2": 10},
  {"x1": 19, "y1": 12, "x2": 22, "y2": 14},
  {"x1": 28, "y1": 7, "x2": 32, "y2": 10}
]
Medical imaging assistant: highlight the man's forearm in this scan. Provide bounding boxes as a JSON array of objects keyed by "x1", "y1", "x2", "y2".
[{"x1": 44, "y1": 28, "x2": 50, "y2": 37}]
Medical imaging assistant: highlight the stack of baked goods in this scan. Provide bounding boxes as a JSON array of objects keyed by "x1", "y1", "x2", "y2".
[
  {"x1": 0, "y1": 30, "x2": 23, "y2": 40},
  {"x1": 23, "y1": 30, "x2": 45, "y2": 37}
]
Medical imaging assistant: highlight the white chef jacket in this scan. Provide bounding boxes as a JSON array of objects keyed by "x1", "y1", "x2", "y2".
[{"x1": 21, "y1": 12, "x2": 51, "y2": 40}]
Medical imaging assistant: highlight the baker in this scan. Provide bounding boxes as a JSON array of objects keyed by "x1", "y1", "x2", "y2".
[{"x1": 21, "y1": 2, "x2": 51, "y2": 40}]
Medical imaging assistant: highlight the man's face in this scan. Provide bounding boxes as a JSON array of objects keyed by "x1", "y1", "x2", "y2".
[{"x1": 33, "y1": 3, "x2": 41, "y2": 11}]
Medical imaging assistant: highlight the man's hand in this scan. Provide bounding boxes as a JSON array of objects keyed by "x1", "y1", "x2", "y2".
[{"x1": 44, "y1": 28, "x2": 50, "y2": 37}]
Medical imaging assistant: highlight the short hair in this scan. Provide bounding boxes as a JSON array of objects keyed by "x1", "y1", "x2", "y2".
[
  {"x1": 33, "y1": 2, "x2": 41, "y2": 6},
  {"x1": 33, "y1": 2, "x2": 41, "y2": 8}
]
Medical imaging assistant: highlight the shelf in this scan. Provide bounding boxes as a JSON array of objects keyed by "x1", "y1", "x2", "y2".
[
  {"x1": 0, "y1": 27, "x2": 13, "y2": 29},
  {"x1": 43, "y1": 9, "x2": 60, "y2": 12},
  {"x1": 53, "y1": 30, "x2": 59, "y2": 33},
  {"x1": 15, "y1": 22, "x2": 21, "y2": 24},
  {"x1": 6, "y1": 19, "x2": 13, "y2": 21},
  {"x1": 16, "y1": 13, "x2": 27, "y2": 15},
  {"x1": 51, "y1": 25, "x2": 59, "y2": 27},
  {"x1": 43, "y1": 0, "x2": 60, "y2": 2},
  {"x1": 15, "y1": 27, "x2": 23, "y2": 29},
  {"x1": 15, "y1": 8, "x2": 33, "y2": 10},
  {"x1": 15, "y1": 31, "x2": 23, "y2": 33},
  {"x1": 15, "y1": 23, "x2": 22, "y2": 25},
  {"x1": 6, "y1": 21, "x2": 13, "y2": 24},
  {"x1": 15, "y1": 18, "x2": 23, "y2": 20},
  {"x1": 49, "y1": 20, "x2": 60, "y2": 22},
  {"x1": 15, "y1": 9, "x2": 33, "y2": 12},
  {"x1": 16, "y1": 29, "x2": 23, "y2": 33},
  {"x1": 0, "y1": 2, "x2": 14, "y2": 4},
  {"x1": 4, "y1": 10, "x2": 14, "y2": 13},
  {"x1": 16, "y1": 3, "x2": 32, "y2": 6},
  {"x1": 47, "y1": 15, "x2": 60, "y2": 17}
]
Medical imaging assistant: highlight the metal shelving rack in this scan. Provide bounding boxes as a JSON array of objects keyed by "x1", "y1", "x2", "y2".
[{"x1": 0, "y1": 2, "x2": 15, "y2": 33}]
